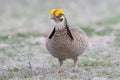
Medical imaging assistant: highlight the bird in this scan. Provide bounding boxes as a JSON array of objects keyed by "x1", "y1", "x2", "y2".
[{"x1": 46, "y1": 9, "x2": 88, "y2": 73}]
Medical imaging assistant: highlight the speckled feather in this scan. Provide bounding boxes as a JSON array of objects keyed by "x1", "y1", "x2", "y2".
[{"x1": 46, "y1": 26, "x2": 88, "y2": 60}]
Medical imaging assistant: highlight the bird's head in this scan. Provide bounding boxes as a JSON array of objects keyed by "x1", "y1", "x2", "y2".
[{"x1": 50, "y1": 9, "x2": 67, "y2": 24}]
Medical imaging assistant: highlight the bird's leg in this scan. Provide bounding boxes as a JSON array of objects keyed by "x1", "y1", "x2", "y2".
[
  {"x1": 73, "y1": 57, "x2": 78, "y2": 68},
  {"x1": 57, "y1": 59, "x2": 63, "y2": 73}
]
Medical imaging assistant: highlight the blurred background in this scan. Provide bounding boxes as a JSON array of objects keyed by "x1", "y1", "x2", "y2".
[{"x1": 0, "y1": 0, "x2": 120, "y2": 80}]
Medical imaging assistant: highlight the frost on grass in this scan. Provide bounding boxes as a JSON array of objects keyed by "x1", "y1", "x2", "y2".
[{"x1": 0, "y1": 22, "x2": 120, "y2": 80}]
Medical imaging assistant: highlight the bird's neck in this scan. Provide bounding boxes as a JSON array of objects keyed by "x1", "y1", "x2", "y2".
[
  {"x1": 55, "y1": 23, "x2": 66, "y2": 30},
  {"x1": 55, "y1": 18, "x2": 67, "y2": 30}
]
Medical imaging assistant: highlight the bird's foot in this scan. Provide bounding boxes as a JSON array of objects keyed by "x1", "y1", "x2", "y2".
[
  {"x1": 71, "y1": 66, "x2": 79, "y2": 72},
  {"x1": 74, "y1": 65, "x2": 78, "y2": 69},
  {"x1": 56, "y1": 68, "x2": 62, "y2": 73}
]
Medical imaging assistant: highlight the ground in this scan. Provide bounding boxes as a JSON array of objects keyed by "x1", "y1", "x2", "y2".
[{"x1": 0, "y1": 0, "x2": 120, "y2": 80}]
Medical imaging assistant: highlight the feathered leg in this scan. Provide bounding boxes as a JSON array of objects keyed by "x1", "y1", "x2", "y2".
[
  {"x1": 73, "y1": 57, "x2": 78, "y2": 68},
  {"x1": 57, "y1": 59, "x2": 63, "y2": 73}
]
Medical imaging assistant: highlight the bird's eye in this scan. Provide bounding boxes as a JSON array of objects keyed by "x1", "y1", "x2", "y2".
[{"x1": 59, "y1": 18, "x2": 63, "y2": 21}]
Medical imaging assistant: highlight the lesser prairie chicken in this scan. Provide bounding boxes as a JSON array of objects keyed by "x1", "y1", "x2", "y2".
[{"x1": 46, "y1": 9, "x2": 88, "y2": 73}]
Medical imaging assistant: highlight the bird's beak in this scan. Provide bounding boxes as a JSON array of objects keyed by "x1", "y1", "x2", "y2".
[
  {"x1": 50, "y1": 17, "x2": 55, "y2": 19},
  {"x1": 50, "y1": 15, "x2": 55, "y2": 19}
]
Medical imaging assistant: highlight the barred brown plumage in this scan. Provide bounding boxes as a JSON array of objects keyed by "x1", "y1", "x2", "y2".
[{"x1": 46, "y1": 9, "x2": 88, "y2": 73}]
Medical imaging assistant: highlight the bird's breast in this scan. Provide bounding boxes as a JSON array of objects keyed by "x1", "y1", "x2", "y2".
[{"x1": 46, "y1": 28, "x2": 88, "y2": 59}]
